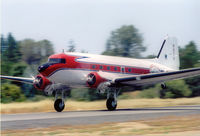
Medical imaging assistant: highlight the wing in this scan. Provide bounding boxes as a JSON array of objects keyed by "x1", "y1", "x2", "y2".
[
  {"x1": 112, "y1": 67, "x2": 200, "y2": 86},
  {"x1": 0, "y1": 75, "x2": 34, "y2": 84}
]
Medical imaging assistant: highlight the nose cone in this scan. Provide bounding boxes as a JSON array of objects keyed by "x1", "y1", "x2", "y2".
[{"x1": 38, "y1": 63, "x2": 50, "y2": 73}]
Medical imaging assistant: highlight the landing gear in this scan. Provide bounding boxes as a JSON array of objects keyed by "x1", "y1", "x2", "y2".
[
  {"x1": 52, "y1": 84, "x2": 70, "y2": 112},
  {"x1": 54, "y1": 99, "x2": 65, "y2": 112},
  {"x1": 160, "y1": 83, "x2": 167, "y2": 98},
  {"x1": 106, "y1": 98, "x2": 117, "y2": 111},
  {"x1": 106, "y1": 87, "x2": 120, "y2": 111},
  {"x1": 161, "y1": 83, "x2": 166, "y2": 89}
]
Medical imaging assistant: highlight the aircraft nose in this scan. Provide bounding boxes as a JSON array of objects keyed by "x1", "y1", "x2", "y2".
[{"x1": 38, "y1": 63, "x2": 50, "y2": 73}]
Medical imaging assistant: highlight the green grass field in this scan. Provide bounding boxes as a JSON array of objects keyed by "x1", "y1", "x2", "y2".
[{"x1": 1, "y1": 96, "x2": 200, "y2": 114}]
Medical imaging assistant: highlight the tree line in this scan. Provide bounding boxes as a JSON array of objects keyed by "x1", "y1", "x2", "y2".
[
  {"x1": 1, "y1": 33, "x2": 54, "y2": 102},
  {"x1": 103, "y1": 25, "x2": 200, "y2": 98},
  {"x1": 1, "y1": 25, "x2": 200, "y2": 103}
]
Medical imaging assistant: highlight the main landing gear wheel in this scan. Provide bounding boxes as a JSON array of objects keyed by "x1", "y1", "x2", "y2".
[
  {"x1": 106, "y1": 98, "x2": 117, "y2": 111},
  {"x1": 54, "y1": 99, "x2": 65, "y2": 112}
]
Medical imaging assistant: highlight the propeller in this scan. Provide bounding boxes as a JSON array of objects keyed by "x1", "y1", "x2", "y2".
[
  {"x1": 87, "y1": 73, "x2": 96, "y2": 85},
  {"x1": 33, "y1": 76, "x2": 43, "y2": 89}
]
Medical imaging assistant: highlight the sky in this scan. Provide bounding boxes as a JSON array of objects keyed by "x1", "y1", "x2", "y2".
[{"x1": 1, "y1": 0, "x2": 200, "y2": 56}]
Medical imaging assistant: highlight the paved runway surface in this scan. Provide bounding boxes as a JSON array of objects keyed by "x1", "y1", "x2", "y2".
[{"x1": 2, "y1": 105, "x2": 200, "y2": 130}]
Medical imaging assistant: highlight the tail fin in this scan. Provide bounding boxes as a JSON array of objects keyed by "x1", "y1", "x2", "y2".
[{"x1": 156, "y1": 36, "x2": 180, "y2": 70}]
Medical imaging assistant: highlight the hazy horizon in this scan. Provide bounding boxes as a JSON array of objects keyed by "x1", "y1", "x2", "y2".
[{"x1": 2, "y1": 0, "x2": 200, "y2": 56}]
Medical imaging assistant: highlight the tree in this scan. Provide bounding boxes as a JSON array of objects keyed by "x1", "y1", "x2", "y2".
[
  {"x1": 179, "y1": 41, "x2": 200, "y2": 97},
  {"x1": 1, "y1": 83, "x2": 26, "y2": 103},
  {"x1": 3, "y1": 33, "x2": 21, "y2": 62},
  {"x1": 161, "y1": 80, "x2": 191, "y2": 98},
  {"x1": 1, "y1": 33, "x2": 24, "y2": 76},
  {"x1": 37, "y1": 39, "x2": 55, "y2": 62},
  {"x1": 179, "y1": 41, "x2": 200, "y2": 69},
  {"x1": 19, "y1": 39, "x2": 54, "y2": 65},
  {"x1": 19, "y1": 39, "x2": 39, "y2": 65},
  {"x1": 67, "y1": 39, "x2": 76, "y2": 52},
  {"x1": 146, "y1": 55, "x2": 157, "y2": 59},
  {"x1": 1, "y1": 34, "x2": 8, "y2": 53},
  {"x1": 102, "y1": 25, "x2": 145, "y2": 58},
  {"x1": 185, "y1": 76, "x2": 200, "y2": 96},
  {"x1": 18, "y1": 39, "x2": 54, "y2": 97}
]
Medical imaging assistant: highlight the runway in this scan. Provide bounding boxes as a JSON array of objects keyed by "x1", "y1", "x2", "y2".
[{"x1": 2, "y1": 105, "x2": 200, "y2": 130}]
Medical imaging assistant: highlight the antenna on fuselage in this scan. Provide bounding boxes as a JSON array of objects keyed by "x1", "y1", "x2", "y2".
[
  {"x1": 62, "y1": 49, "x2": 65, "y2": 53},
  {"x1": 157, "y1": 35, "x2": 168, "y2": 58}
]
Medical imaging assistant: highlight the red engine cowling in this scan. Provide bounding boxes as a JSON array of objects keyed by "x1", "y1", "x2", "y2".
[
  {"x1": 86, "y1": 72, "x2": 106, "y2": 88},
  {"x1": 33, "y1": 74, "x2": 51, "y2": 90}
]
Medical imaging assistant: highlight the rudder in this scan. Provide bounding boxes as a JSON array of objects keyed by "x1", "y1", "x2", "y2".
[{"x1": 156, "y1": 37, "x2": 180, "y2": 70}]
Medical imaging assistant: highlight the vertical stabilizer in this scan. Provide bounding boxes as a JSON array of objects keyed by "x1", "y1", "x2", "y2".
[{"x1": 156, "y1": 37, "x2": 180, "y2": 70}]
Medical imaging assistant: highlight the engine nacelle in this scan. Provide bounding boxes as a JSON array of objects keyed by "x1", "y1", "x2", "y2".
[
  {"x1": 86, "y1": 72, "x2": 106, "y2": 88},
  {"x1": 33, "y1": 74, "x2": 51, "y2": 90}
]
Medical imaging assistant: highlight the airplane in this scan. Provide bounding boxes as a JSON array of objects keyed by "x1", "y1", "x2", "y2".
[{"x1": 1, "y1": 37, "x2": 200, "y2": 112}]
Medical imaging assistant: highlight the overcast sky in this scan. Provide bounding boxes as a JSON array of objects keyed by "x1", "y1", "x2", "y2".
[{"x1": 1, "y1": 0, "x2": 200, "y2": 56}]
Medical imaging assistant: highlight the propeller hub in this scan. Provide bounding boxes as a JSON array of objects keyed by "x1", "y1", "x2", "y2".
[{"x1": 33, "y1": 75, "x2": 51, "y2": 90}]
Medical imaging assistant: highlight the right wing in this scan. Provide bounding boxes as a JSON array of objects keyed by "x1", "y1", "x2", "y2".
[
  {"x1": 112, "y1": 67, "x2": 200, "y2": 87},
  {"x1": 0, "y1": 75, "x2": 34, "y2": 84}
]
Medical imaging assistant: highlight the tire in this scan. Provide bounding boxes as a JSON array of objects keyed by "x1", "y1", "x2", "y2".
[
  {"x1": 106, "y1": 98, "x2": 117, "y2": 111},
  {"x1": 54, "y1": 99, "x2": 65, "y2": 112}
]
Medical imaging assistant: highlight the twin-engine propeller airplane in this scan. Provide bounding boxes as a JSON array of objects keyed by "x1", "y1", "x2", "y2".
[{"x1": 1, "y1": 37, "x2": 200, "y2": 112}]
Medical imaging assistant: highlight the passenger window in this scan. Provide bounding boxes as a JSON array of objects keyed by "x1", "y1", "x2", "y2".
[
  {"x1": 121, "y1": 68, "x2": 125, "y2": 72},
  {"x1": 92, "y1": 65, "x2": 96, "y2": 69},
  {"x1": 100, "y1": 65, "x2": 103, "y2": 69},
  {"x1": 114, "y1": 67, "x2": 117, "y2": 71},
  {"x1": 128, "y1": 68, "x2": 131, "y2": 72},
  {"x1": 107, "y1": 66, "x2": 110, "y2": 70}
]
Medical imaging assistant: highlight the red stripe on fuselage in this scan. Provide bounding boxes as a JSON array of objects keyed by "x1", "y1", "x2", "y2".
[{"x1": 40, "y1": 53, "x2": 150, "y2": 77}]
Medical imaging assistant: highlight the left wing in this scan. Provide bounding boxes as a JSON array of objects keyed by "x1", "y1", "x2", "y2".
[
  {"x1": 0, "y1": 75, "x2": 34, "y2": 84},
  {"x1": 111, "y1": 67, "x2": 200, "y2": 86}
]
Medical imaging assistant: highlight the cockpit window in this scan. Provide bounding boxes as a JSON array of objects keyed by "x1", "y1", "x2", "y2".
[{"x1": 48, "y1": 58, "x2": 66, "y2": 64}]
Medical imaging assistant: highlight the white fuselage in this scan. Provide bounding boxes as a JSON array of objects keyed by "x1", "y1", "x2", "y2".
[{"x1": 47, "y1": 52, "x2": 174, "y2": 87}]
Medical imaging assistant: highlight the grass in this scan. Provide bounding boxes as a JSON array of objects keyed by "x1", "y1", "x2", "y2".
[
  {"x1": 2, "y1": 115, "x2": 200, "y2": 136},
  {"x1": 1, "y1": 96, "x2": 200, "y2": 114}
]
